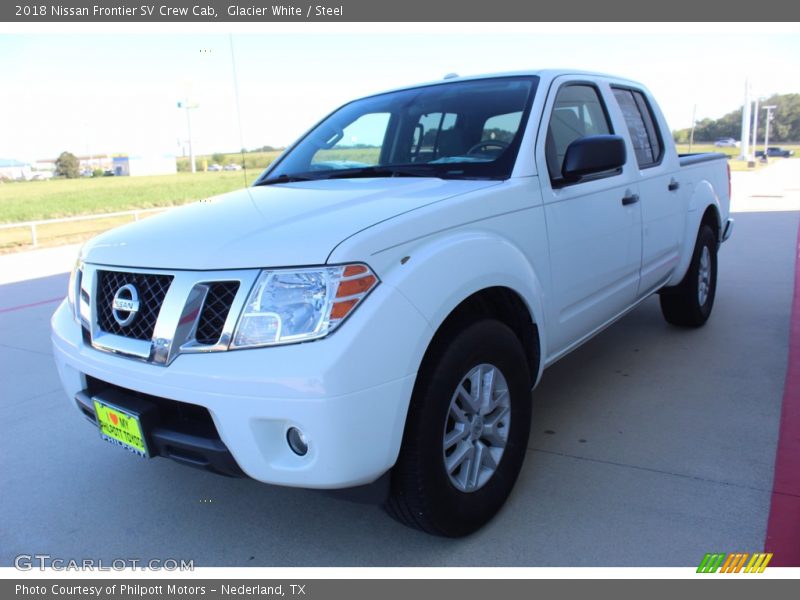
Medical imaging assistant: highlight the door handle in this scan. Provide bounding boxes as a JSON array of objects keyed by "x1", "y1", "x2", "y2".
[
  {"x1": 622, "y1": 193, "x2": 639, "y2": 206},
  {"x1": 668, "y1": 179, "x2": 680, "y2": 192}
]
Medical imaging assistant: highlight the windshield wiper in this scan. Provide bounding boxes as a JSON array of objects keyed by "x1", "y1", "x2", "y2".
[
  {"x1": 256, "y1": 165, "x2": 443, "y2": 185},
  {"x1": 255, "y1": 173, "x2": 320, "y2": 186},
  {"x1": 321, "y1": 166, "x2": 439, "y2": 180}
]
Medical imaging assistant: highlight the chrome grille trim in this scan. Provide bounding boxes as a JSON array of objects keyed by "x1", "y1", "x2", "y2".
[
  {"x1": 195, "y1": 282, "x2": 241, "y2": 345},
  {"x1": 79, "y1": 264, "x2": 258, "y2": 366}
]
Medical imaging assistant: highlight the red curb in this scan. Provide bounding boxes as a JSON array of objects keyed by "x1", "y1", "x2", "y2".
[
  {"x1": 0, "y1": 296, "x2": 63, "y2": 314},
  {"x1": 765, "y1": 215, "x2": 800, "y2": 566}
]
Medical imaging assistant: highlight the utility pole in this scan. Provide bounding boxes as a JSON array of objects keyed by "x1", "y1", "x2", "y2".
[
  {"x1": 738, "y1": 79, "x2": 751, "y2": 160},
  {"x1": 178, "y1": 100, "x2": 199, "y2": 173},
  {"x1": 688, "y1": 104, "x2": 697, "y2": 153},
  {"x1": 762, "y1": 105, "x2": 777, "y2": 161},
  {"x1": 751, "y1": 96, "x2": 760, "y2": 155}
]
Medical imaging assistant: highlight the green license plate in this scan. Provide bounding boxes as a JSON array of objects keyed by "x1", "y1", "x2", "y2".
[{"x1": 93, "y1": 399, "x2": 149, "y2": 458}]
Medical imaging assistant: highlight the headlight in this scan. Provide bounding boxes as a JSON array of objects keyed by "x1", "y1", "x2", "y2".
[
  {"x1": 67, "y1": 255, "x2": 83, "y2": 323},
  {"x1": 231, "y1": 263, "x2": 378, "y2": 348}
]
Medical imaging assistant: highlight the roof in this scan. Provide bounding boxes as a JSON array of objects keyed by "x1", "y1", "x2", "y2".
[{"x1": 359, "y1": 69, "x2": 643, "y2": 101}]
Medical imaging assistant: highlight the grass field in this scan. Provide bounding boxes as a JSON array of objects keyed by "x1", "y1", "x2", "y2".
[
  {"x1": 0, "y1": 171, "x2": 252, "y2": 251},
  {"x1": 177, "y1": 150, "x2": 283, "y2": 172},
  {"x1": 0, "y1": 171, "x2": 250, "y2": 224},
  {"x1": 0, "y1": 212, "x2": 165, "y2": 251},
  {"x1": 177, "y1": 148, "x2": 383, "y2": 171}
]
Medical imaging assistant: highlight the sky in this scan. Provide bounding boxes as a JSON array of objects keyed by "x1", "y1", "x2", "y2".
[{"x1": 1, "y1": 25, "x2": 799, "y2": 162}]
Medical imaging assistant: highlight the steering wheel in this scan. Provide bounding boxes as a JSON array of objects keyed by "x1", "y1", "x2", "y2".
[{"x1": 466, "y1": 140, "x2": 510, "y2": 155}]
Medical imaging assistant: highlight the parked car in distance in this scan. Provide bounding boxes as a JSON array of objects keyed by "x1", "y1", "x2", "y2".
[
  {"x1": 207, "y1": 163, "x2": 223, "y2": 171},
  {"x1": 52, "y1": 70, "x2": 734, "y2": 537},
  {"x1": 714, "y1": 138, "x2": 739, "y2": 148},
  {"x1": 223, "y1": 164, "x2": 242, "y2": 171},
  {"x1": 755, "y1": 146, "x2": 795, "y2": 158}
]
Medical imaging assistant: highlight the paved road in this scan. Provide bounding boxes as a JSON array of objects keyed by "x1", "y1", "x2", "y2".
[{"x1": 1, "y1": 162, "x2": 798, "y2": 567}]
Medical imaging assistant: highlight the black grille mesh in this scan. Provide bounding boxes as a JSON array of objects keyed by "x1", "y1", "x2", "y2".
[
  {"x1": 195, "y1": 282, "x2": 240, "y2": 345},
  {"x1": 96, "y1": 271, "x2": 173, "y2": 340}
]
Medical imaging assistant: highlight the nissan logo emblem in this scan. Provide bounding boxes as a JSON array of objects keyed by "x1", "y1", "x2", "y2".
[{"x1": 111, "y1": 283, "x2": 140, "y2": 327}]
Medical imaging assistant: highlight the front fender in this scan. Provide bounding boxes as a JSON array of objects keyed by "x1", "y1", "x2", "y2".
[{"x1": 378, "y1": 230, "x2": 548, "y2": 384}]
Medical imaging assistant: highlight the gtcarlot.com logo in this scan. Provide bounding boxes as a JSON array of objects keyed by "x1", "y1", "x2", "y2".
[
  {"x1": 697, "y1": 552, "x2": 773, "y2": 573},
  {"x1": 14, "y1": 554, "x2": 194, "y2": 571}
]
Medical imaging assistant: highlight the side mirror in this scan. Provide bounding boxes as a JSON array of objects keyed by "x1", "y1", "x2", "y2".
[{"x1": 561, "y1": 135, "x2": 626, "y2": 183}]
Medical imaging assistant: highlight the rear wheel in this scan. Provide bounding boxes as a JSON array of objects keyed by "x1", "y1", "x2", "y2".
[
  {"x1": 659, "y1": 224, "x2": 718, "y2": 327},
  {"x1": 385, "y1": 319, "x2": 532, "y2": 537}
]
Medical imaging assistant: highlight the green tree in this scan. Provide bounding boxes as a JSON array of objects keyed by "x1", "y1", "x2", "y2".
[
  {"x1": 211, "y1": 152, "x2": 227, "y2": 165},
  {"x1": 672, "y1": 93, "x2": 800, "y2": 144},
  {"x1": 55, "y1": 151, "x2": 80, "y2": 178},
  {"x1": 672, "y1": 129, "x2": 690, "y2": 144}
]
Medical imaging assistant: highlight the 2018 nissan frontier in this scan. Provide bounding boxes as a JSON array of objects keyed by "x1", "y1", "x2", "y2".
[{"x1": 52, "y1": 70, "x2": 733, "y2": 536}]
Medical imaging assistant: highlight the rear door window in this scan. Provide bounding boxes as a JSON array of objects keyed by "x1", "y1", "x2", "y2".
[{"x1": 612, "y1": 88, "x2": 663, "y2": 168}]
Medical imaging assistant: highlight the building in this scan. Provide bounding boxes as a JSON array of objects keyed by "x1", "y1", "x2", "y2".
[
  {"x1": 78, "y1": 155, "x2": 114, "y2": 172},
  {"x1": 34, "y1": 155, "x2": 113, "y2": 175},
  {"x1": 0, "y1": 159, "x2": 32, "y2": 181},
  {"x1": 112, "y1": 155, "x2": 177, "y2": 177}
]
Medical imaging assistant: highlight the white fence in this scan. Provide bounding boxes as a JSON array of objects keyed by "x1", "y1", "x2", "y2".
[{"x1": 0, "y1": 207, "x2": 167, "y2": 247}]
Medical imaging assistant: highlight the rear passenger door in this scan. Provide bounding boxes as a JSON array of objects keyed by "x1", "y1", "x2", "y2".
[
  {"x1": 537, "y1": 79, "x2": 643, "y2": 356},
  {"x1": 610, "y1": 86, "x2": 685, "y2": 296}
]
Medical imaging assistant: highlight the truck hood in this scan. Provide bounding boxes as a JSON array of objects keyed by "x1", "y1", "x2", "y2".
[{"x1": 81, "y1": 178, "x2": 498, "y2": 270}]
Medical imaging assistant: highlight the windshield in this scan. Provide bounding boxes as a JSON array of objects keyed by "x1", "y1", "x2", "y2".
[{"x1": 257, "y1": 76, "x2": 538, "y2": 184}]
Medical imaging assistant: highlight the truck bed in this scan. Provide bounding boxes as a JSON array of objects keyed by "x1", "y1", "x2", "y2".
[{"x1": 678, "y1": 152, "x2": 729, "y2": 167}]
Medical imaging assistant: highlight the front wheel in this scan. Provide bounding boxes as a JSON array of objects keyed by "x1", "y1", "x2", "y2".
[
  {"x1": 659, "y1": 224, "x2": 718, "y2": 327},
  {"x1": 385, "y1": 319, "x2": 532, "y2": 537}
]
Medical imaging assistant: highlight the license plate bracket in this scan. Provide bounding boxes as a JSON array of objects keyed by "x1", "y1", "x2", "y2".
[{"x1": 93, "y1": 397, "x2": 150, "y2": 458}]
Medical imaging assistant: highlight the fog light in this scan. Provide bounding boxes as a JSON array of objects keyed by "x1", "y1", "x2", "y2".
[{"x1": 287, "y1": 427, "x2": 308, "y2": 456}]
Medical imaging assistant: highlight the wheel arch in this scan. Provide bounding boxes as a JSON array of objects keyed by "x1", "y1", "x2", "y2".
[
  {"x1": 420, "y1": 286, "x2": 541, "y2": 390},
  {"x1": 666, "y1": 183, "x2": 723, "y2": 288}
]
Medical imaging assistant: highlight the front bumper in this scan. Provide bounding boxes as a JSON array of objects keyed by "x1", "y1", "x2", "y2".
[
  {"x1": 51, "y1": 281, "x2": 431, "y2": 489},
  {"x1": 74, "y1": 385, "x2": 246, "y2": 478}
]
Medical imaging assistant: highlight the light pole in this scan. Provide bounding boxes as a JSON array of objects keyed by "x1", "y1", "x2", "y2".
[
  {"x1": 751, "y1": 97, "x2": 761, "y2": 157},
  {"x1": 688, "y1": 104, "x2": 697, "y2": 153},
  {"x1": 762, "y1": 105, "x2": 776, "y2": 161},
  {"x1": 738, "y1": 79, "x2": 751, "y2": 161},
  {"x1": 178, "y1": 100, "x2": 199, "y2": 173}
]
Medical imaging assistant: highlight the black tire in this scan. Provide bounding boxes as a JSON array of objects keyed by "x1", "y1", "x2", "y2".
[
  {"x1": 659, "y1": 224, "x2": 718, "y2": 327},
  {"x1": 385, "y1": 319, "x2": 532, "y2": 537}
]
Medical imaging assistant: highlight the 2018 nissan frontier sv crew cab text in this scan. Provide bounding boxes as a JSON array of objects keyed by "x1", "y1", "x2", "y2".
[{"x1": 52, "y1": 70, "x2": 733, "y2": 536}]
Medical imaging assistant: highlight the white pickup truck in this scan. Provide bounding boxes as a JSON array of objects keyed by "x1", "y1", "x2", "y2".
[{"x1": 52, "y1": 70, "x2": 733, "y2": 536}]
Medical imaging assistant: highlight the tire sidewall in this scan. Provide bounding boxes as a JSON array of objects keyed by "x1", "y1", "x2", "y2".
[
  {"x1": 406, "y1": 319, "x2": 531, "y2": 536},
  {"x1": 689, "y1": 225, "x2": 718, "y2": 321}
]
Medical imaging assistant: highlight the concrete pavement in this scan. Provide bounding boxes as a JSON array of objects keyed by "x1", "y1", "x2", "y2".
[{"x1": 1, "y1": 161, "x2": 798, "y2": 566}]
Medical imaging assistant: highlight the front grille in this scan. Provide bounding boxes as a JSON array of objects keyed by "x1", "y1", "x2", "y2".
[
  {"x1": 195, "y1": 281, "x2": 240, "y2": 345},
  {"x1": 96, "y1": 270, "x2": 173, "y2": 340}
]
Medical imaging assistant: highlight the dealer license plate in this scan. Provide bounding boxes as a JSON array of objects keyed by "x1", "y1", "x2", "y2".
[{"x1": 93, "y1": 399, "x2": 149, "y2": 458}]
